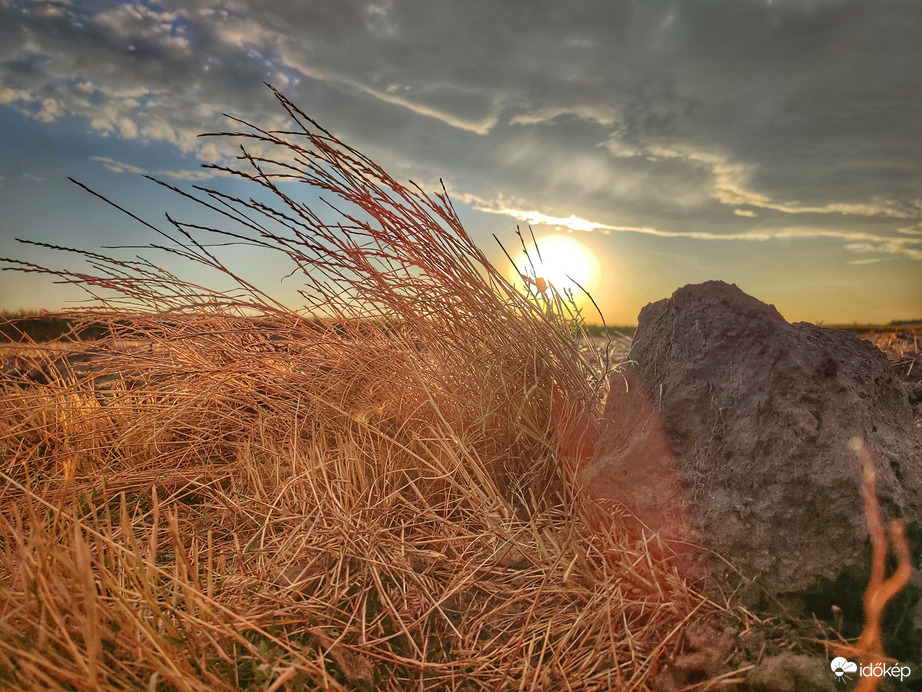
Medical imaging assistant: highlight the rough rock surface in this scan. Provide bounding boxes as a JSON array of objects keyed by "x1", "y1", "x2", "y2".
[
  {"x1": 746, "y1": 654, "x2": 835, "y2": 692},
  {"x1": 626, "y1": 280, "x2": 922, "y2": 596}
]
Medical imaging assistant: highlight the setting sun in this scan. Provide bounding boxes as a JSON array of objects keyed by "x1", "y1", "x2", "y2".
[{"x1": 512, "y1": 234, "x2": 600, "y2": 297}]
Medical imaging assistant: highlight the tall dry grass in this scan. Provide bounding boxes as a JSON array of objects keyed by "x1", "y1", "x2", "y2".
[{"x1": 0, "y1": 88, "x2": 725, "y2": 690}]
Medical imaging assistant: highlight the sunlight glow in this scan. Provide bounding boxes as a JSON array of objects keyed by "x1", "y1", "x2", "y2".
[{"x1": 512, "y1": 235, "x2": 600, "y2": 296}]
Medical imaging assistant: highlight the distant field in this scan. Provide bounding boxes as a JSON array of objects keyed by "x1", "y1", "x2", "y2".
[
  {"x1": 0, "y1": 314, "x2": 112, "y2": 342},
  {"x1": 7, "y1": 313, "x2": 920, "y2": 344},
  {"x1": 2, "y1": 315, "x2": 635, "y2": 343}
]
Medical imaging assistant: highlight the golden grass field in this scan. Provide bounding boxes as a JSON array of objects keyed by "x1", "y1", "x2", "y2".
[
  {"x1": 0, "y1": 89, "x2": 915, "y2": 690},
  {"x1": 0, "y1": 315, "x2": 712, "y2": 691}
]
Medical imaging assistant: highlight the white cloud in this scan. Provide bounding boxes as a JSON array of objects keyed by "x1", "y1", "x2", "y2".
[
  {"x1": 350, "y1": 81, "x2": 503, "y2": 135},
  {"x1": 91, "y1": 157, "x2": 147, "y2": 175},
  {"x1": 35, "y1": 97, "x2": 61, "y2": 122},
  {"x1": 275, "y1": 43, "x2": 503, "y2": 135},
  {"x1": 466, "y1": 191, "x2": 922, "y2": 260},
  {"x1": 0, "y1": 88, "x2": 33, "y2": 106},
  {"x1": 604, "y1": 138, "x2": 922, "y2": 221},
  {"x1": 510, "y1": 105, "x2": 617, "y2": 128},
  {"x1": 848, "y1": 258, "x2": 883, "y2": 265},
  {"x1": 91, "y1": 156, "x2": 222, "y2": 181},
  {"x1": 93, "y1": 3, "x2": 190, "y2": 52}
]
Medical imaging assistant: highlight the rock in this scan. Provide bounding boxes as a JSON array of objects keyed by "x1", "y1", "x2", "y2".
[
  {"x1": 625, "y1": 281, "x2": 922, "y2": 597},
  {"x1": 746, "y1": 654, "x2": 835, "y2": 692}
]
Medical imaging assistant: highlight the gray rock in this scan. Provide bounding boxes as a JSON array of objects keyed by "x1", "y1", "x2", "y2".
[
  {"x1": 626, "y1": 280, "x2": 922, "y2": 595},
  {"x1": 746, "y1": 654, "x2": 835, "y2": 692}
]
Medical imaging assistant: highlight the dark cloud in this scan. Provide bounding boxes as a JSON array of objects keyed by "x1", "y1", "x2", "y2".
[{"x1": 0, "y1": 0, "x2": 920, "y2": 267}]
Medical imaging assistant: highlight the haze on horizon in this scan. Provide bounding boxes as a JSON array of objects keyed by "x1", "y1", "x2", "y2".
[{"x1": 1, "y1": 0, "x2": 920, "y2": 326}]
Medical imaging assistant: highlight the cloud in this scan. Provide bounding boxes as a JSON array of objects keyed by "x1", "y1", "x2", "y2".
[
  {"x1": 509, "y1": 105, "x2": 617, "y2": 128},
  {"x1": 35, "y1": 96, "x2": 62, "y2": 122},
  {"x1": 467, "y1": 192, "x2": 922, "y2": 260},
  {"x1": 0, "y1": 87, "x2": 32, "y2": 105},
  {"x1": 0, "y1": 0, "x2": 920, "y2": 267},
  {"x1": 603, "y1": 140, "x2": 922, "y2": 220},
  {"x1": 91, "y1": 156, "x2": 222, "y2": 181},
  {"x1": 0, "y1": 0, "x2": 273, "y2": 162},
  {"x1": 92, "y1": 3, "x2": 190, "y2": 53},
  {"x1": 462, "y1": 194, "x2": 660, "y2": 235}
]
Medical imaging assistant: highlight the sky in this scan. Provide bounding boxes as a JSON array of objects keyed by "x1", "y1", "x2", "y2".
[{"x1": 1, "y1": 0, "x2": 921, "y2": 325}]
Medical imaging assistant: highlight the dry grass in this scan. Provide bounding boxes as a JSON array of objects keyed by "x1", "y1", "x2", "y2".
[
  {"x1": 835, "y1": 438, "x2": 913, "y2": 692},
  {"x1": 0, "y1": 357, "x2": 707, "y2": 690},
  {"x1": 860, "y1": 327, "x2": 922, "y2": 393},
  {"x1": 0, "y1": 89, "x2": 727, "y2": 690}
]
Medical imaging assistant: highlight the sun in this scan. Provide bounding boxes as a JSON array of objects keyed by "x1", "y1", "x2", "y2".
[{"x1": 511, "y1": 235, "x2": 600, "y2": 296}]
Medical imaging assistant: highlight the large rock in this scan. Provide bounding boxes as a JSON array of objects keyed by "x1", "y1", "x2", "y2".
[
  {"x1": 625, "y1": 280, "x2": 922, "y2": 597},
  {"x1": 746, "y1": 654, "x2": 835, "y2": 692}
]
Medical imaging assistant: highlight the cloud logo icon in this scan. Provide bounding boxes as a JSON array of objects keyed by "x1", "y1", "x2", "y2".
[{"x1": 831, "y1": 657, "x2": 858, "y2": 679}]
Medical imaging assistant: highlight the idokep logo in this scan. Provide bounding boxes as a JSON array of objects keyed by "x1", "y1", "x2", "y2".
[
  {"x1": 830, "y1": 657, "x2": 912, "y2": 683},
  {"x1": 830, "y1": 657, "x2": 857, "y2": 682}
]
